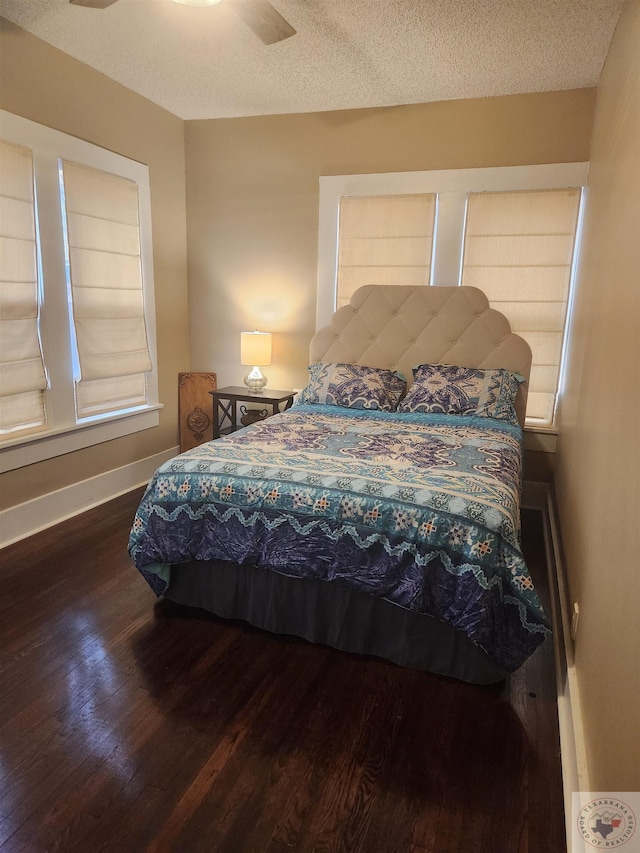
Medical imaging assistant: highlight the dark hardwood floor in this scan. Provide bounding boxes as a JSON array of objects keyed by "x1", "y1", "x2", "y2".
[{"x1": 0, "y1": 490, "x2": 565, "y2": 853}]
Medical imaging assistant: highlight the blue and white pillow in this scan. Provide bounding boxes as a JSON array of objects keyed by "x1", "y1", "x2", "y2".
[
  {"x1": 299, "y1": 362, "x2": 406, "y2": 412},
  {"x1": 397, "y1": 363, "x2": 522, "y2": 424}
]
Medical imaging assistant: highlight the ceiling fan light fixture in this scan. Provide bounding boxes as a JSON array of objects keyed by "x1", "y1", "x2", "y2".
[
  {"x1": 69, "y1": 0, "x2": 295, "y2": 45},
  {"x1": 172, "y1": 0, "x2": 223, "y2": 6}
]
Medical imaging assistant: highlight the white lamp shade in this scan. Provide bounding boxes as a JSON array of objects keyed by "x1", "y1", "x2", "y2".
[{"x1": 241, "y1": 331, "x2": 272, "y2": 367}]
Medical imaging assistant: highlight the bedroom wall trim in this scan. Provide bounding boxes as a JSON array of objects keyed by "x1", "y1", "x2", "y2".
[
  {"x1": 539, "y1": 483, "x2": 590, "y2": 851},
  {"x1": 0, "y1": 406, "x2": 162, "y2": 474},
  {"x1": 0, "y1": 445, "x2": 178, "y2": 548}
]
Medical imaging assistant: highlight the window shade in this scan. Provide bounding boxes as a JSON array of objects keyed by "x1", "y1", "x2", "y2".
[
  {"x1": 462, "y1": 189, "x2": 581, "y2": 425},
  {"x1": 61, "y1": 161, "x2": 152, "y2": 418},
  {"x1": 0, "y1": 140, "x2": 47, "y2": 434},
  {"x1": 336, "y1": 194, "x2": 436, "y2": 310}
]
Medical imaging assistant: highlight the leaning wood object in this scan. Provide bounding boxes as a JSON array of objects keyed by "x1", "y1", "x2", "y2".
[{"x1": 178, "y1": 371, "x2": 217, "y2": 453}]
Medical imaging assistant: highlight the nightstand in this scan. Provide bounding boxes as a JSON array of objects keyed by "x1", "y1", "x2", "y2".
[{"x1": 210, "y1": 386, "x2": 295, "y2": 439}]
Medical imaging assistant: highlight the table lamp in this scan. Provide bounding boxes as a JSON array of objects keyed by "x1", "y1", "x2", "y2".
[{"x1": 241, "y1": 331, "x2": 272, "y2": 392}]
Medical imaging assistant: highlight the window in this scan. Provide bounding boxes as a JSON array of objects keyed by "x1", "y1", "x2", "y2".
[
  {"x1": 318, "y1": 164, "x2": 587, "y2": 428},
  {"x1": 0, "y1": 111, "x2": 159, "y2": 473}
]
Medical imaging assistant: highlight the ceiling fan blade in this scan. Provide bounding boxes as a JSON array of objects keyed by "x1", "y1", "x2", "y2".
[
  {"x1": 69, "y1": 0, "x2": 120, "y2": 8},
  {"x1": 229, "y1": 0, "x2": 296, "y2": 45}
]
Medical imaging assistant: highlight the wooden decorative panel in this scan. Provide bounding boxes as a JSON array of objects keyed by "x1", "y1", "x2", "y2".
[{"x1": 178, "y1": 372, "x2": 217, "y2": 453}]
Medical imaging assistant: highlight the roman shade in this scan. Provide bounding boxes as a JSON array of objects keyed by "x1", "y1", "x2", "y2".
[
  {"x1": 336, "y1": 194, "x2": 436, "y2": 309},
  {"x1": 462, "y1": 188, "x2": 581, "y2": 425},
  {"x1": 0, "y1": 140, "x2": 47, "y2": 434},
  {"x1": 61, "y1": 160, "x2": 152, "y2": 417}
]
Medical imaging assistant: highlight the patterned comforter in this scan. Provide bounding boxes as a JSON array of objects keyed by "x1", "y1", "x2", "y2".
[{"x1": 128, "y1": 404, "x2": 549, "y2": 671}]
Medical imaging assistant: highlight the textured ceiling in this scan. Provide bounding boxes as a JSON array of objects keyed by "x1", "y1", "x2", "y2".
[{"x1": 0, "y1": 0, "x2": 624, "y2": 120}]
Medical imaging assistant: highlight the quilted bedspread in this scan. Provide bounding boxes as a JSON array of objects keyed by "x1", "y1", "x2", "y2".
[{"x1": 128, "y1": 404, "x2": 549, "y2": 671}]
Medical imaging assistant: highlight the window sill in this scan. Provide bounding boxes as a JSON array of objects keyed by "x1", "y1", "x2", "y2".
[
  {"x1": 0, "y1": 405, "x2": 163, "y2": 474},
  {"x1": 523, "y1": 426, "x2": 557, "y2": 453}
]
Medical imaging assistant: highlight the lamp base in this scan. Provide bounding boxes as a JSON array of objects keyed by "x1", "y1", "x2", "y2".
[{"x1": 244, "y1": 366, "x2": 268, "y2": 393}]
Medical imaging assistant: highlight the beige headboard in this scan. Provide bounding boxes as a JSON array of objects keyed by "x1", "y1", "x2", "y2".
[{"x1": 310, "y1": 285, "x2": 532, "y2": 427}]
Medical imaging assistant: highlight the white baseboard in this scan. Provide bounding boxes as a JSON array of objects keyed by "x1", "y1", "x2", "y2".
[
  {"x1": 539, "y1": 484, "x2": 590, "y2": 852},
  {"x1": 0, "y1": 445, "x2": 179, "y2": 548}
]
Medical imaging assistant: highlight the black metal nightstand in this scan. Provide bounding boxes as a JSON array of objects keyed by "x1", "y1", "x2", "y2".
[{"x1": 210, "y1": 386, "x2": 295, "y2": 439}]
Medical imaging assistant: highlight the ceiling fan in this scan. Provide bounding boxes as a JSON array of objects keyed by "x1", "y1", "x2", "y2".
[{"x1": 68, "y1": 0, "x2": 297, "y2": 45}]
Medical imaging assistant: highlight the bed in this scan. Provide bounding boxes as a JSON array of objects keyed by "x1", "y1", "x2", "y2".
[{"x1": 128, "y1": 285, "x2": 549, "y2": 683}]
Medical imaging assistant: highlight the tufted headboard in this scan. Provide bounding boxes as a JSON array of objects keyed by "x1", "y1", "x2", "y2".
[{"x1": 310, "y1": 285, "x2": 532, "y2": 427}]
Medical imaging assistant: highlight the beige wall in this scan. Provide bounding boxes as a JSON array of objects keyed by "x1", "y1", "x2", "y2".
[
  {"x1": 184, "y1": 89, "x2": 596, "y2": 394},
  {"x1": 555, "y1": 1, "x2": 640, "y2": 791},
  {"x1": 0, "y1": 20, "x2": 190, "y2": 510}
]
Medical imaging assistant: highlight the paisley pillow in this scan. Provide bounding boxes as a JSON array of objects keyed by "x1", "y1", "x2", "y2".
[
  {"x1": 397, "y1": 363, "x2": 522, "y2": 424},
  {"x1": 299, "y1": 362, "x2": 406, "y2": 412}
]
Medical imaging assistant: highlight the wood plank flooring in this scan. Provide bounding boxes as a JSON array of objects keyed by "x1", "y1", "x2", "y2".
[{"x1": 0, "y1": 490, "x2": 565, "y2": 852}]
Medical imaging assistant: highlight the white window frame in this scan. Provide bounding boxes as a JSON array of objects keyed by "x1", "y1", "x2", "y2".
[
  {"x1": 317, "y1": 162, "x2": 589, "y2": 437},
  {"x1": 0, "y1": 111, "x2": 160, "y2": 473}
]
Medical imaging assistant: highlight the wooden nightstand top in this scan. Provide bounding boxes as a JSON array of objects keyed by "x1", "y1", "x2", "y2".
[{"x1": 210, "y1": 386, "x2": 295, "y2": 404}]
